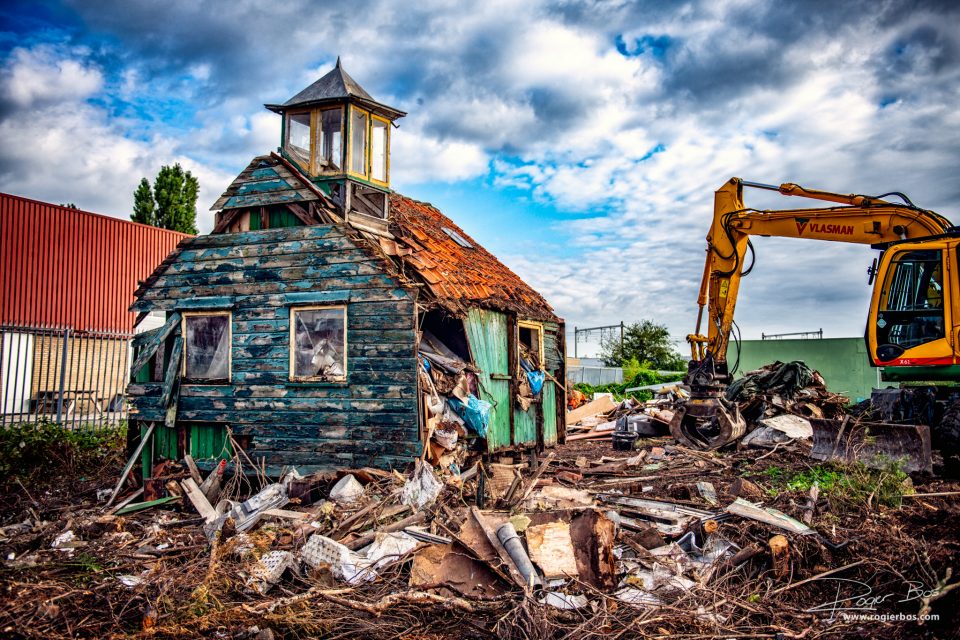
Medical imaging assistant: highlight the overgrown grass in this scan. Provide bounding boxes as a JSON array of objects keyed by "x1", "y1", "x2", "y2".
[
  {"x1": 575, "y1": 369, "x2": 684, "y2": 401},
  {"x1": 0, "y1": 420, "x2": 126, "y2": 487},
  {"x1": 749, "y1": 458, "x2": 913, "y2": 508}
]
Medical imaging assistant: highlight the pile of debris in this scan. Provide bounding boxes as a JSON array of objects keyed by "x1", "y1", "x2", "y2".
[
  {"x1": 418, "y1": 330, "x2": 488, "y2": 471},
  {"x1": 3, "y1": 424, "x2": 960, "y2": 639},
  {"x1": 4, "y1": 432, "x2": 960, "y2": 639}
]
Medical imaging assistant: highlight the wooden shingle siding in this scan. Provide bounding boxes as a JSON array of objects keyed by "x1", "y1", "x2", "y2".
[{"x1": 128, "y1": 225, "x2": 418, "y2": 471}]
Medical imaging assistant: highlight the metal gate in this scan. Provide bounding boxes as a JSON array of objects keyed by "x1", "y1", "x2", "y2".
[{"x1": 0, "y1": 324, "x2": 132, "y2": 430}]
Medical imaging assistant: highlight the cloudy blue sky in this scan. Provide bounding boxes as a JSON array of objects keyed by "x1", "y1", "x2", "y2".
[{"x1": 2, "y1": 0, "x2": 959, "y2": 356}]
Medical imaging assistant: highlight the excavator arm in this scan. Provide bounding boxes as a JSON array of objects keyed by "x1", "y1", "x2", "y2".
[{"x1": 671, "y1": 177, "x2": 954, "y2": 450}]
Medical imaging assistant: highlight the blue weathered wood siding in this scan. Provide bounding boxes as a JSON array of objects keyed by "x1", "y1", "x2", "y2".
[{"x1": 129, "y1": 225, "x2": 420, "y2": 471}]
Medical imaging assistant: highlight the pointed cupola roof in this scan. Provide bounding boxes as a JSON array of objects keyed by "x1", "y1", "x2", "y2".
[{"x1": 265, "y1": 57, "x2": 406, "y2": 120}]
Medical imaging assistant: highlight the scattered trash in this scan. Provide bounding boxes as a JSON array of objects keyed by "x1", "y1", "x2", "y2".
[
  {"x1": 401, "y1": 460, "x2": 443, "y2": 510},
  {"x1": 329, "y1": 474, "x2": 365, "y2": 504},
  {"x1": 50, "y1": 530, "x2": 75, "y2": 550}
]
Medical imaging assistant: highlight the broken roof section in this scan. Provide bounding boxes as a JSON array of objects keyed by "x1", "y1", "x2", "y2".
[
  {"x1": 265, "y1": 58, "x2": 406, "y2": 121},
  {"x1": 384, "y1": 195, "x2": 559, "y2": 322}
]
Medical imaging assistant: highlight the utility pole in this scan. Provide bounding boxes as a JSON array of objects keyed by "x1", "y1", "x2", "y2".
[{"x1": 574, "y1": 323, "x2": 626, "y2": 360}]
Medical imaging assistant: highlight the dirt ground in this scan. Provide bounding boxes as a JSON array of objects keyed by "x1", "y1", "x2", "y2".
[{"x1": 1, "y1": 437, "x2": 959, "y2": 639}]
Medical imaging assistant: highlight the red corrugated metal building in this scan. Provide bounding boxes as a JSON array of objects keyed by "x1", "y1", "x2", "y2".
[{"x1": 0, "y1": 193, "x2": 191, "y2": 333}]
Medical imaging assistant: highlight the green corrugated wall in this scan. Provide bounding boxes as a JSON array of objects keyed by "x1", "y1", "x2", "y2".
[{"x1": 734, "y1": 337, "x2": 881, "y2": 402}]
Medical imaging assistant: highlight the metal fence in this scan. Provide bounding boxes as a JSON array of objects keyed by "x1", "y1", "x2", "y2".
[
  {"x1": 567, "y1": 365, "x2": 624, "y2": 386},
  {"x1": 1, "y1": 324, "x2": 132, "y2": 430}
]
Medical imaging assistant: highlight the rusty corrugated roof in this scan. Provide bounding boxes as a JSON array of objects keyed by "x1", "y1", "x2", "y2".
[{"x1": 388, "y1": 194, "x2": 559, "y2": 321}]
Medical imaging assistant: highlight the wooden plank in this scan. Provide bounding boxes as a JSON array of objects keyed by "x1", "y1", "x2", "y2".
[
  {"x1": 184, "y1": 224, "x2": 343, "y2": 249},
  {"x1": 129, "y1": 312, "x2": 181, "y2": 378},
  {"x1": 138, "y1": 274, "x2": 401, "y2": 301},
  {"x1": 165, "y1": 251, "x2": 373, "y2": 274},
  {"x1": 105, "y1": 423, "x2": 155, "y2": 507},
  {"x1": 159, "y1": 335, "x2": 183, "y2": 408},
  {"x1": 181, "y1": 478, "x2": 218, "y2": 522},
  {"x1": 183, "y1": 454, "x2": 203, "y2": 484},
  {"x1": 114, "y1": 495, "x2": 181, "y2": 515},
  {"x1": 174, "y1": 296, "x2": 235, "y2": 310}
]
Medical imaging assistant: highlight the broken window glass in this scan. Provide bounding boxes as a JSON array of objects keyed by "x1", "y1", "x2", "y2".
[
  {"x1": 291, "y1": 307, "x2": 346, "y2": 381},
  {"x1": 317, "y1": 107, "x2": 342, "y2": 172},
  {"x1": 286, "y1": 112, "x2": 311, "y2": 168},
  {"x1": 184, "y1": 314, "x2": 230, "y2": 382},
  {"x1": 350, "y1": 108, "x2": 367, "y2": 175}
]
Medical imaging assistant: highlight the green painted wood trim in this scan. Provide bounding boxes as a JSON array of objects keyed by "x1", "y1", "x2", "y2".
[{"x1": 114, "y1": 496, "x2": 181, "y2": 515}]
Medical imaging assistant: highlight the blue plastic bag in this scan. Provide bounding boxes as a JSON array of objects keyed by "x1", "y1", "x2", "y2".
[
  {"x1": 447, "y1": 395, "x2": 491, "y2": 438},
  {"x1": 526, "y1": 370, "x2": 545, "y2": 395}
]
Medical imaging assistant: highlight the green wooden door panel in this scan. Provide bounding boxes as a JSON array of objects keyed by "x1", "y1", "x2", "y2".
[
  {"x1": 190, "y1": 423, "x2": 232, "y2": 461},
  {"x1": 543, "y1": 382, "x2": 558, "y2": 446},
  {"x1": 514, "y1": 405, "x2": 537, "y2": 445},
  {"x1": 155, "y1": 425, "x2": 178, "y2": 460},
  {"x1": 465, "y1": 309, "x2": 511, "y2": 452}
]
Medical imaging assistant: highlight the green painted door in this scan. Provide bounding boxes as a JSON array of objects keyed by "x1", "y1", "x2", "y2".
[
  {"x1": 543, "y1": 381, "x2": 558, "y2": 446},
  {"x1": 465, "y1": 309, "x2": 511, "y2": 452},
  {"x1": 514, "y1": 404, "x2": 537, "y2": 446}
]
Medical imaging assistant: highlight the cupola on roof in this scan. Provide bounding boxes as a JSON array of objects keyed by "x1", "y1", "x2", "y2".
[{"x1": 265, "y1": 58, "x2": 406, "y2": 121}]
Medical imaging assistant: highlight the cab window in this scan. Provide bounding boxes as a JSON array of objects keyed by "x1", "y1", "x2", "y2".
[{"x1": 876, "y1": 249, "x2": 944, "y2": 354}]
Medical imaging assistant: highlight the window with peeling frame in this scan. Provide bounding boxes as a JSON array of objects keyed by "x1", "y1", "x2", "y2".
[
  {"x1": 183, "y1": 313, "x2": 231, "y2": 383},
  {"x1": 290, "y1": 306, "x2": 347, "y2": 382}
]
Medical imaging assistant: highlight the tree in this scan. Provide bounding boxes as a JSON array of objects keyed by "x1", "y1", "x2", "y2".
[
  {"x1": 600, "y1": 320, "x2": 686, "y2": 371},
  {"x1": 131, "y1": 164, "x2": 199, "y2": 234},
  {"x1": 131, "y1": 178, "x2": 155, "y2": 226}
]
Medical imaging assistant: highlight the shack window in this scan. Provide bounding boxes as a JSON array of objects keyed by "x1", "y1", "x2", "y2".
[
  {"x1": 317, "y1": 107, "x2": 343, "y2": 173},
  {"x1": 290, "y1": 306, "x2": 347, "y2": 382},
  {"x1": 370, "y1": 116, "x2": 389, "y2": 183},
  {"x1": 285, "y1": 112, "x2": 311, "y2": 168},
  {"x1": 518, "y1": 321, "x2": 544, "y2": 369},
  {"x1": 877, "y1": 249, "x2": 944, "y2": 352},
  {"x1": 349, "y1": 107, "x2": 368, "y2": 176},
  {"x1": 183, "y1": 313, "x2": 231, "y2": 383}
]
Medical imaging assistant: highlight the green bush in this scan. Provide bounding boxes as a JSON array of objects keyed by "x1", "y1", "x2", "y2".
[
  {"x1": 0, "y1": 420, "x2": 125, "y2": 485},
  {"x1": 574, "y1": 369, "x2": 684, "y2": 401}
]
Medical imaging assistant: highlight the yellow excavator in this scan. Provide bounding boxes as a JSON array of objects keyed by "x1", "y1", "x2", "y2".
[{"x1": 671, "y1": 178, "x2": 959, "y2": 466}]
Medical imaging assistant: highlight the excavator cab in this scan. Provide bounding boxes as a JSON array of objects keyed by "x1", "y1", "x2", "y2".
[{"x1": 868, "y1": 238, "x2": 959, "y2": 374}]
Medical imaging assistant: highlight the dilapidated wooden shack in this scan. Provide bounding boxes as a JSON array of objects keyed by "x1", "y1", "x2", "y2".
[{"x1": 128, "y1": 61, "x2": 565, "y2": 476}]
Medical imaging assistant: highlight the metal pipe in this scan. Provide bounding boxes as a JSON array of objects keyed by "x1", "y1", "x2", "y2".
[
  {"x1": 496, "y1": 522, "x2": 542, "y2": 588},
  {"x1": 740, "y1": 180, "x2": 781, "y2": 191}
]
